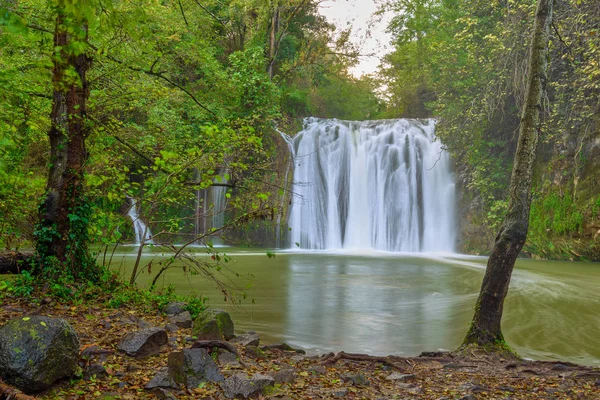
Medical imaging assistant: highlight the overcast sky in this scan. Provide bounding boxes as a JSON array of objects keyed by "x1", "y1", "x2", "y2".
[{"x1": 318, "y1": 0, "x2": 393, "y2": 77}]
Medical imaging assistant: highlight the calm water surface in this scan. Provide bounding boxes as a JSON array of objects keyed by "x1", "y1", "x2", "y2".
[{"x1": 107, "y1": 247, "x2": 600, "y2": 366}]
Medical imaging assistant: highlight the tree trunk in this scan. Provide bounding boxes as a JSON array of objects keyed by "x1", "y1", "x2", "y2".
[
  {"x1": 462, "y1": 0, "x2": 554, "y2": 348},
  {"x1": 36, "y1": 9, "x2": 93, "y2": 279},
  {"x1": 267, "y1": 5, "x2": 280, "y2": 80}
]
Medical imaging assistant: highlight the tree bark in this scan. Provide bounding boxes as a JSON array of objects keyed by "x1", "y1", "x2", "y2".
[
  {"x1": 267, "y1": 5, "x2": 280, "y2": 80},
  {"x1": 36, "y1": 8, "x2": 92, "y2": 278},
  {"x1": 462, "y1": 0, "x2": 554, "y2": 348}
]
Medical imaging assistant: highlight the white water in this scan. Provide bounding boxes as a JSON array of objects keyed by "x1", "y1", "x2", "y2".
[
  {"x1": 126, "y1": 197, "x2": 154, "y2": 245},
  {"x1": 288, "y1": 118, "x2": 456, "y2": 252},
  {"x1": 194, "y1": 173, "x2": 229, "y2": 246}
]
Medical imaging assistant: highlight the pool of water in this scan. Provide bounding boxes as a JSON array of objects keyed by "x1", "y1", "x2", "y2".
[{"x1": 104, "y1": 246, "x2": 600, "y2": 366}]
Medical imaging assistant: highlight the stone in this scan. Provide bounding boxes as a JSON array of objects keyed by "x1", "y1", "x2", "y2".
[
  {"x1": 551, "y1": 363, "x2": 570, "y2": 371},
  {"x1": 309, "y1": 365, "x2": 327, "y2": 375},
  {"x1": 150, "y1": 388, "x2": 179, "y2": 400},
  {"x1": 245, "y1": 345, "x2": 267, "y2": 360},
  {"x1": 340, "y1": 373, "x2": 370, "y2": 386},
  {"x1": 230, "y1": 332, "x2": 260, "y2": 347},
  {"x1": 164, "y1": 302, "x2": 188, "y2": 316},
  {"x1": 145, "y1": 367, "x2": 179, "y2": 390},
  {"x1": 595, "y1": 379, "x2": 600, "y2": 387},
  {"x1": 165, "y1": 323, "x2": 179, "y2": 333},
  {"x1": 458, "y1": 395, "x2": 477, "y2": 400},
  {"x1": 499, "y1": 385, "x2": 516, "y2": 392},
  {"x1": 192, "y1": 309, "x2": 234, "y2": 341},
  {"x1": 84, "y1": 363, "x2": 108, "y2": 381},
  {"x1": 220, "y1": 373, "x2": 275, "y2": 399},
  {"x1": 332, "y1": 388, "x2": 348, "y2": 397},
  {"x1": 0, "y1": 316, "x2": 79, "y2": 393},
  {"x1": 385, "y1": 372, "x2": 415, "y2": 381},
  {"x1": 218, "y1": 350, "x2": 240, "y2": 367},
  {"x1": 169, "y1": 311, "x2": 193, "y2": 329},
  {"x1": 117, "y1": 327, "x2": 168, "y2": 358},
  {"x1": 167, "y1": 348, "x2": 224, "y2": 388},
  {"x1": 271, "y1": 368, "x2": 296, "y2": 384}
]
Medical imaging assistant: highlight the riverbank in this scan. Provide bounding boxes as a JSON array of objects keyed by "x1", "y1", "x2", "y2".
[{"x1": 0, "y1": 297, "x2": 598, "y2": 399}]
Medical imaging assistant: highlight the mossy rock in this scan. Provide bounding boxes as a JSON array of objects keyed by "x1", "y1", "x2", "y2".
[
  {"x1": 192, "y1": 309, "x2": 234, "y2": 341},
  {"x1": 0, "y1": 316, "x2": 80, "y2": 393}
]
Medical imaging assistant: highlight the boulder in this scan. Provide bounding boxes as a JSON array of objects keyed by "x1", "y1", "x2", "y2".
[
  {"x1": 0, "y1": 316, "x2": 79, "y2": 393},
  {"x1": 220, "y1": 373, "x2": 274, "y2": 399},
  {"x1": 84, "y1": 363, "x2": 108, "y2": 381},
  {"x1": 168, "y1": 348, "x2": 224, "y2": 388},
  {"x1": 271, "y1": 368, "x2": 296, "y2": 384},
  {"x1": 117, "y1": 327, "x2": 168, "y2": 358},
  {"x1": 340, "y1": 373, "x2": 370, "y2": 386},
  {"x1": 168, "y1": 311, "x2": 192, "y2": 329},
  {"x1": 230, "y1": 332, "x2": 260, "y2": 347},
  {"x1": 145, "y1": 367, "x2": 179, "y2": 390},
  {"x1": 164, "y1": 302, "x2": 187, "y2": 316},
  {"x1": 192, "y1": 309, "x2": 234, "y2": 341}
]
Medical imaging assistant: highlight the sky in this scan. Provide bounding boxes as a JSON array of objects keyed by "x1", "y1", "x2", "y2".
[{"x1": 318, "y1": 0, "x2": 393, "y2": 77}]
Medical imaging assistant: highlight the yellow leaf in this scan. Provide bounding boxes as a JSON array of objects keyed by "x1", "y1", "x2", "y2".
[{"x1": 22, "y1": 317, "x2": 30, "y2": 321}]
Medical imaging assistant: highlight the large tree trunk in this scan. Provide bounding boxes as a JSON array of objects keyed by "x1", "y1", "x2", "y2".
[
  {"x1": 462, "y1": 0, "x2": 554, "y2": 348},
  {"x1": 36, "y1": 9, "x2": 92, "y2": 278}
]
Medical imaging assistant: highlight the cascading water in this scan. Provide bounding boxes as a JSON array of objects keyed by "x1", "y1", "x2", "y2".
[
  {"x1": 288, "y1": 118, "x2": 456, "y2": 252},
  {"x1": 126, "y1": 197, "x2": 154, "y2": 245},
  {"x1": 194, "y1": 173, "x2": 229, "y2": 246}
]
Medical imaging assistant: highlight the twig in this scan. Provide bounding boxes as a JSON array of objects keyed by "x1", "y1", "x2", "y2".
[{"x1": 0, "y1": 379, "x2": 36, "y2": 399}]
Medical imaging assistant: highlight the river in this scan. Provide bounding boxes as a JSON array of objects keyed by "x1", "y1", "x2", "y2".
[{"x1": 106, "y1": 246, "x2": 600, "y2": 366}]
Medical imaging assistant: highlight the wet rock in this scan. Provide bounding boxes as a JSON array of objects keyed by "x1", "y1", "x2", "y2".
[
  {"x1": 145, "y1": 367, "x2": 179, "y2": 390},
  {"x1": 164, "y1": 302, "x2": 188, "y2": 316},
  {"x1": 168, "y1": 348, "x2": 224, "y2": 388},
  {"x1": 230, "y1": 331, "x2": 260, "y2": 347},
  {"x1": 385, "y1": 372, "x2": 415, "y2": 381},
  {"x1": 84, "y1": 363, "x2": 107, "y2": 381},
  {"x1": 245, "y1": 345, "x2": 267, "y2": 360},
  {"x1": 220, "y1": 373, "x2": 275, "y2": 398},
  {"x1": 117, "y1": 327, "x2": 168, "y2": 358},
  {"x1": 340, "y1": 373, "x2": 370, "y2": 386},
  {"x1": 271, "y1": 368, "x2": 296, "y2": 384},
  {"x1": 0, "y1": 316, "x2": 79, "y2": 393},
  {"x1": 192, "y1": 309, "x2": 234, "y2": 341},
  {"x1": 168, "y1": 311, "x2": 192, "y2": 329}
]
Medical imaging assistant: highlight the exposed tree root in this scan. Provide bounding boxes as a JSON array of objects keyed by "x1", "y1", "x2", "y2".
[
  {"x1": 0, "y1": 380, "x2": 36, "y2": 400},
  {"x1": 319, "y1": 351, "x2": 409, "y2": 373}
]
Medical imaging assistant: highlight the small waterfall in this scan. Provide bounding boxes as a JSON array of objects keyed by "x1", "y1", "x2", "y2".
[
  {"x1": 275, "y1": 126, "x2": 296, "y2": 248},
  {"x1": 288, "y1": 118, "x2": 456, "y2": 252},
  {"x1": 194, "y1": 173, "x2": 229, "y2": 246},
  {"x1": 126, "y1": 197, "x2": 154, "y2": 245}
]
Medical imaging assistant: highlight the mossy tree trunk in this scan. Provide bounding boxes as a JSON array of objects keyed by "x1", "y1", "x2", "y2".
[
  {"x1": 35, "y1": 6, "x2": 94, "y2": 279},
  {"x1": 462, "y1": 0, "x2": 554, "y2": 348}
]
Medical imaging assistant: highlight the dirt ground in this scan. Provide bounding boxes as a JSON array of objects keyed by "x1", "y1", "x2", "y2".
[{"x1": 1, "y1": 298, "x2": 599, "y2": 399}]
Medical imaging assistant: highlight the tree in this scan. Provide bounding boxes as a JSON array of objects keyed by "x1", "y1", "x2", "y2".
[
  {"x1": 462, "y1": 0, "x2": 554, "y2": 349},
  {"x1": 35, "y1": 2, "x2": 97, "y2": 280}
]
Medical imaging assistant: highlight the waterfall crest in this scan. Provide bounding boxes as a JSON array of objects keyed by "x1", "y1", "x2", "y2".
[{"x1": 288, "y1": 118, "x2": 456, "y2": 252}]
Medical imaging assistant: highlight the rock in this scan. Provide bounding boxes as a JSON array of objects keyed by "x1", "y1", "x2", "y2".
[
  {"x1": 81, "y1": 345, "x2": 112, "y2": 360},
  {"x1": 220, "y1": 373, "x2": 275, "y2": 399},
  {"x1": 168, "y1": 348, "x2": 224, "y2": 388},
  {"x1": 309, "y1": 365, "x2": 327, "y2": 375},
  {"x1": 271, "y1": 368, "x2": 296, "y2": 384},
  {"x1": 551, "y1": 363, "x2": 570, "y2": 371},
  {"x1": 145, "y1": 367, "x2": 179, "y2": 390},
  {"x1": 165, "y1": 323, "x2": 179, "y2": 333},
  {"x1": 164, "y1": 302, "x2": 188, "y2": 316},
  {"x1": 458, "y1": 382, "x2": 487, "y2": 393},
  {"x1": 0, "y1": 316, "x2": 79, "y2": 393},
  {"x1": 245, "y1": 345, "x2": 267, "y2": 360},
  {"x1": 332, "y1": 388, "x2": 348, "y2": 397},
  {"x1": 499, "y1": 385, "x2": 516, "y2": 392},
  {"x1": 84, "y1": 363, "x2": 107, "y2": 381},
  {"x1": 230, "y1": 332, "x2": 260, "y2": 347},
  {"x1": 218, "y1": 350, "x2": 240, "y2": 367},
  {"x1": 192, "y1": 309, "x2": 234, "y2": 341},
  {"x1": 385, "y1": 372, "x2": 415, "y2": 381},
  {"x1": 458, "y1": 395, "x2": 477, "y2": 400},
  {"x1": 408, "y1": 385, "x2": 425, "y2": 394},
  {"x1": 168, "y1": 311, "x2": 193, "y2": 329},
  {"x1": 340, "y1": 373, "x2": 370, "y2": 386},
  {"x1": 117, "y1": 327, "x2": 168, "y2": 358},
  {"x1": 595, "y1": 379, "x2": 600, "y2": 387}
]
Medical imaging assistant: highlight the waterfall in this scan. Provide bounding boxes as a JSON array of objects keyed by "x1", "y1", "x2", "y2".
[
  {"x1": 194, "y1": 173, "x2": 229, "y2": 246},
  {"x1": 288, "y1": 118, "x2": 456, "y2": 252},
  {"x1": 126, "y1": 197, "x2": 154, "y2": 245}
]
